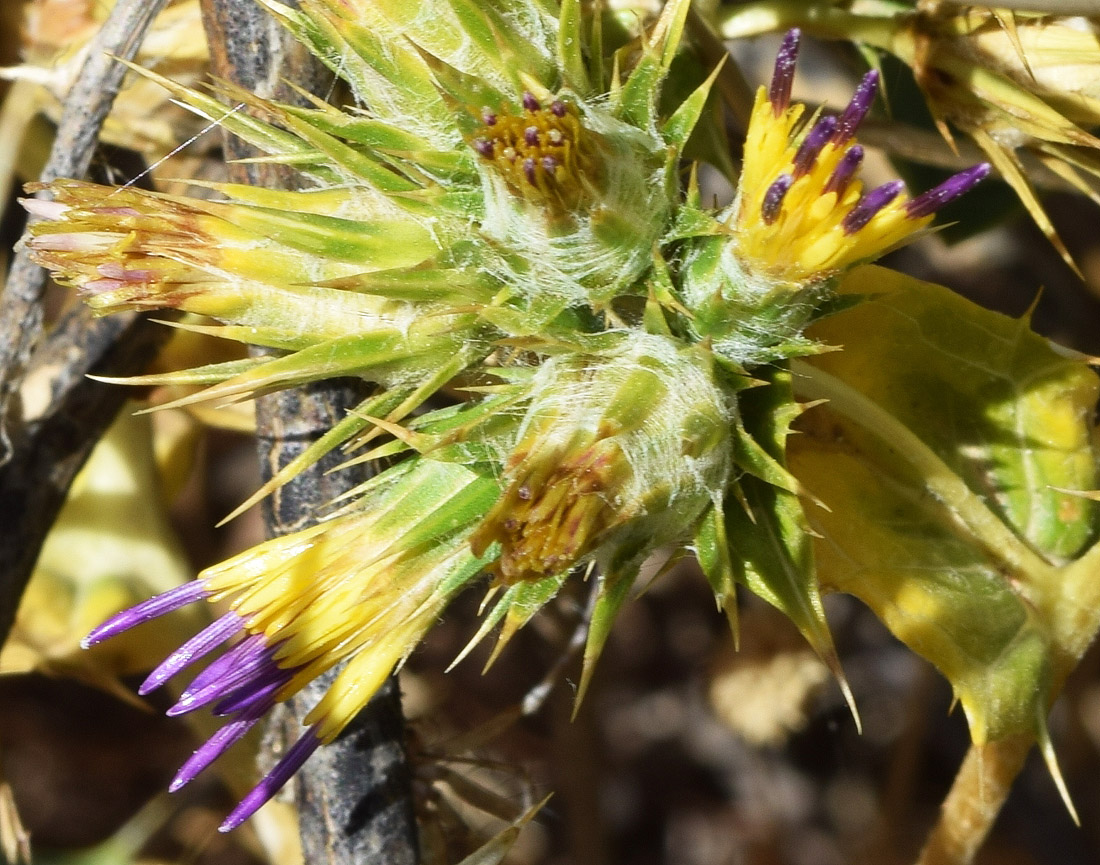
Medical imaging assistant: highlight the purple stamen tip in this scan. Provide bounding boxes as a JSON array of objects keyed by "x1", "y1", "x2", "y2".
[
  {"x1": 541, "y1": 155, "x2": 558, "y2": 176},
  {"x1": 473, "y1": 137, "x2": 494, "y2": 157},
  {"x1": 219, "y1": 730, "x2": 322, "y2": 832},
  {"x1": 81, "y1": 581, "x2": 208, "y2": 649},
  {"x1": 762, "y1": 174, "x2": 794, "y2": 225},
  {"x1": 823, "y1": 144, "x2": 864, "y2": 196},
  {"x1": 550, "y1": 99, "x2": 566, "y2": 117},
  {"x1": 905, "y1": 162, "x2": 992, "y2": 219},
  {"x1": 833, "y1": 70, "x2": 879, "y2": 145},
  {"x1": 139, "y1": 612, "x2": 243, "y2": 696},
  {"x1": 169, "y1": 639, "x2": 283, "y2": 717},
  {"x1": 481, "y1": 107, "x2": 497, "y2": 126},
  {"x1": 524, "y1": 125, "x2": 540, "y2": 146},
  {"x1": 523, "y1": 157, "x2": 537, "y2": 185},
  {"x1": 843, "y1": 180, "x2": 905, "y2": 234},
  {"x1": 793, "y1": 115, "x2": 838, "y2": 178},
  {"x1": 769, "y1": 29, "x2": 801, "y2": 115},
  {"x1": 522, "y1": 91, "x2": 540, "y2": 112},
  {"x1": 170, "y1": 709, "x2": 266, "y2": 793},
  {"x1": 213, "y1": 674, "x2": 288, "y2": 717}
]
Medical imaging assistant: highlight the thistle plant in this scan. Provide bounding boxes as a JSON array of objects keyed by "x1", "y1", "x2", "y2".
[{"x1": 19, "y1": 0, "x2": 1100, "y2": 861}]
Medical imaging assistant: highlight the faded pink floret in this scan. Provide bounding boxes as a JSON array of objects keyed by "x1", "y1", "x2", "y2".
[
  {"x1": 21, "y1": 199, "x2": 70, "y2": 220},
  {"x1": 97, "y1": 263, "x2": 157, "y2": 281}
]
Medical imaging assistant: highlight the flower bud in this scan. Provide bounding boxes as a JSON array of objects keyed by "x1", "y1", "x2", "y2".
[{"x1": 472, "y1": 333, "x2": 733, "y2": 583}]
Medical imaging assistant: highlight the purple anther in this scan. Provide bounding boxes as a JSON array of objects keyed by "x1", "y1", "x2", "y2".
[
  {"x1": 793, "y1": 115, "x2": 838, "y2": 178},
  {"x1": 170, "y1": 634, "x2": 265, "y2": 709},
  {"x1": 541, "y1": 155, "x2": 558, "y2": 177},
  {"x1": 761, "y1": 174, "x2": 794, "y2": 225},
  {"x1": 523, "y1": 156, "x2": 538, "y2": 185},
  {"x1": 524, "y1": 126, "x2": 540, "y2": 146},
  {"x1": 473, "y1": 137, "x2": 494, "y2": 157},
  {"x1": 139, "y1": 612, "x2": 243, "y2": 695},
  {"x1": 833, "y1": 70, "x2": 879, "y2": 145},
  {"x1": 769, "y1": 29, "x2": 801, "y2": 116},
  {"x1": 211, "y1": 659, "x2": 295, "y2": 717},
  {"x1": 219, "y1": 730, "x2": 322, "y2": 831},
  {"x1": 481, "y1": 108, "x2": 497, "y2": 126},
  {"x1": 522, "y1": 91, "x2": 540, "y2": 112},
  {"x1": 213, "y1": 674, "x2": 289, "y2": 717},
  {"x1": 170, "y1": 706, "x2": 267, "y2": 792},
  {"x1": 843, "y1": 180, "x2": 905, "y2": 234},
  {"x1": 550, "y1": 99, "x2": 567, "y2": 117},
  {"x1": 905, "y1": 163, "x2": 991, "y2": 219},
  {"x1": 823, "y1": 145, "x2": 863, "y2": 196},
  {"x1": 169, "y1": 639, "x2": 282, "y2": 717},
  {"x1": 82, "y1": 580, "x2": 209, "y2": 648}
]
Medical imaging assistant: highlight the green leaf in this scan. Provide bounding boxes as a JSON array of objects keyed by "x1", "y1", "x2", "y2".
[
  {"x1": 789, "y1": 264, "x2": 1100, "y2": 746},
  {"x1": 215, "y1": 204, "x2": 438, "y2": 267},
  {"x1": 578, "y1": 566, "x2": 636, "y2": 707},
  {"x1": 694, "y1": 502, "x2": 738, "y2": 641},
  {"x1": 614, "y1": 53, "x2": 662, "y2": 129},
  {"x1": 660, "y1": 57, "x2": 725, "y2": 150},
  {"x1": 558, "y1": 0, "x2": 592, "y2": 94},
  {"x1": 721, "y1": 365, "x2": 855, "y2": 720}
]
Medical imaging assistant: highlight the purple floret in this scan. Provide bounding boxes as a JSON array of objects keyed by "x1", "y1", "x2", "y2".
[
  {"x1": 769, "y1": 29, "x2": 801, "y2": 116},
  {"x1": 522, "y1": 91, "x2": 540, "y2": 112},
  {"x1": 793, "y1": 115, "x2": 838, "y2": 178},
  {"x1": 843, "y1": 180, "x2": 905, "y2": 234},
  {"x1": 139, "y1": 611, "x2": 243, "y2": 695},
  {"x1": 833, "y1": 70, "x2": 879, "y2": 145},
  {"x1": 906, "y1": 163, "x2": 992, "y2": 218},
  {"x1": 81, "y1": 580, "x2": 209, "y2": 648},
  {"x1": 219, "y1": 730, "x2": 322, "y2": 832},
  {"x1": 823, "y1": 145, "x2": 864, "y2": 197},
  {"x1": 170, "y1": 706, "x2": 268, "y2": 792},
  {"x1": 762, "y1": 174, "x2": 794, "y2": 225},
  {"x1": 168, "y1": 635, "x2": 282, "y2": 716}
]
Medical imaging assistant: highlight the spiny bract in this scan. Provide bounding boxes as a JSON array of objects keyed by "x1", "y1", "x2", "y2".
[{"x1": 27, "y1": 1, "x2": 987, "y2": 832}]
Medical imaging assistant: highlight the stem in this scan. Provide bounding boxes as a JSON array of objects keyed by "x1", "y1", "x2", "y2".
[
  {"x1": 197, "y1": 0, "x2": 420, "y2": 861},
  {"x1": 936, "y1": 0, "x2": 1100, "y2": 11},
  {"x1": 718, "y1": 1, "x2": 902, "y2": 50},
  {"x1": 915, "y1": 734, "x2": 1034, "y2": 865}
]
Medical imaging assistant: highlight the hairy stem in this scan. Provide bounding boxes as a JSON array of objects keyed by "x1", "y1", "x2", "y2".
[{"x1": 916, "y1": 734, "x2": 1034, "y2": 865}]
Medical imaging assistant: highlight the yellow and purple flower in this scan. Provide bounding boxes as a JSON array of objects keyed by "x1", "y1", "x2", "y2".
[{"x1": 680, "y1": 28, "x2": 989, "y2": 366}]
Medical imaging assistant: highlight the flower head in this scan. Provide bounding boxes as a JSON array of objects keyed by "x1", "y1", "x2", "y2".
[
  {"x1": 679, "y1": 28, "x2": 989, "y2": 367},
  {"x1": 83, "y1": 460, "x2": 498, "y2": 831},
  {"x1": 471, "y1": 334, "x2": 733, "y2": 584},
  {"x1": 734, "y1": 29, "x2": 990, "y2": 282}
]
